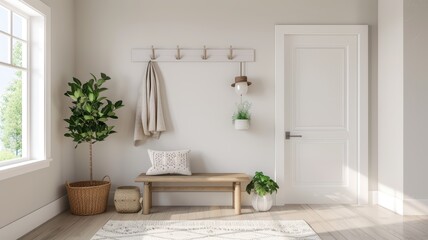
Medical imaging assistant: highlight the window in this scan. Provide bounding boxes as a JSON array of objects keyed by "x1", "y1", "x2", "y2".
[
  {"x1": 0, "y1": 0, "x2": 51, "y2": 180},
  {"x1": 0, "y1": 3, "x2": 28, "y2": 163}
]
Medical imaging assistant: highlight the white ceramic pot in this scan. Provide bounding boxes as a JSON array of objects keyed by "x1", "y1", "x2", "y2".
[
  {"x1": 251, "y1": 193, "x2": 273, "y2": 212},
  {"x1": 234, "y1": 119, "x2": 250, "y2": 130}
]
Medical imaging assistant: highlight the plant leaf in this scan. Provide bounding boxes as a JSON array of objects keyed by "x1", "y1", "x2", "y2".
[
  {"x1": 73, "y1": 77, "x2": 81, "y2": 85},
  {"x1": 89, "y1": 93, "x2": 95, "y2": 102}
]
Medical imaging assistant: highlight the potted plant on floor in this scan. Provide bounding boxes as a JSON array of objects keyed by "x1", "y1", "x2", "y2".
[
  {"x1": 64, "y1": 73, "x2": 124, "y2": 216},
  {"x1": 232, "y1": 101, "x2": 251, "y2": 130},
  {"x1": 246, "y1": 171, "x2": 279, "y2": 212}
]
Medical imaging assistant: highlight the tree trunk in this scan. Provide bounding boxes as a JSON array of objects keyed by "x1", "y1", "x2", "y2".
[{"x1": 89, "y1": 141, "x2": 93, "y2": 184}]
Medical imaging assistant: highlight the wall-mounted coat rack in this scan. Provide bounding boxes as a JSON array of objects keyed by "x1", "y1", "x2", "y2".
[{"x1": 131, "y1": 46, "x2": 255, "y2": 62}]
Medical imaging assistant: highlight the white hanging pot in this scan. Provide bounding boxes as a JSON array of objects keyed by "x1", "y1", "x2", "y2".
[
  {"x1": 234, "y1": 119, "x2": 250, "y2": 130},
  {"x1": 251, "y1": 193, "x2": 273, "y2": 212}
]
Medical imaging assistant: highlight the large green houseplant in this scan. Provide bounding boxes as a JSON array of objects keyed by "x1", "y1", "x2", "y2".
[{"x1": 64, "y1": 73, "x2": 124, "y2": 215}]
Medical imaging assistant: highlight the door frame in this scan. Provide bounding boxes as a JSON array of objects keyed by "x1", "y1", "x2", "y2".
[{"x1": 274, "y1": 25, "x2": 369, "y2": 205}]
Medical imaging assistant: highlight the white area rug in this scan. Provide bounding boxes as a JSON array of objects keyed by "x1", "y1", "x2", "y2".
[{"x1": 91, "y1": 220, "x2": 321, "y2": 240}]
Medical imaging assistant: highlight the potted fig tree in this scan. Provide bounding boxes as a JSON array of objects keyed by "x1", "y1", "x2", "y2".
[
  {"x1": 232, "y1": 101, "x2": 251, "y2": 130},
  {"x1": 64, "y1": 73, "x2": 124, "y2": 215},
  {"x1": 246, "y1": 171, "x2": 279, "y2": 212}
]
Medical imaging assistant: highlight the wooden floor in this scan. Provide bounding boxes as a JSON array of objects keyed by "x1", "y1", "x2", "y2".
[{"x1": 21, "y1": 204, "x2": 428, "y2": 240}]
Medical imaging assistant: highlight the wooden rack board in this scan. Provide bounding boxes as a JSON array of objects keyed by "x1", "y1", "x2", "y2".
[{"x1": 131, "y1": 47, "x2": 255, "y2": 62}]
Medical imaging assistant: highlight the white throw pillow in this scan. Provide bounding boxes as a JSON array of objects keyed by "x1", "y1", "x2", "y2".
[{"x1": 146, "y1": 149, "x2": 191, "y2": 175}]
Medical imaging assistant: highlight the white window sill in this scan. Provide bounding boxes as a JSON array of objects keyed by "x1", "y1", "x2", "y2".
[{"x1": 0, "y1": 158, "x2": 52, "y2": 181}]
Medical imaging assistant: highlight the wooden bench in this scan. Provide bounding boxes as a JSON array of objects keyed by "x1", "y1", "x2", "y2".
[{"x1": 135, "y1": 173, "x2": 250, "y2": 215}]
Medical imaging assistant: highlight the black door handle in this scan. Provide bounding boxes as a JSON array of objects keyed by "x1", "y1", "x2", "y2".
[{"x1": 285, "y1": 131, "x2": 302, "y2": 140}]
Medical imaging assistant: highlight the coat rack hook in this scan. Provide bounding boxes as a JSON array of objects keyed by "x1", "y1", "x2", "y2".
[
  {"x1": 228, "y1": 45, "x2": 234, "y2": 60},
  {"x1": 202, "y1": 45, "x2": 208, "y2": 60},
  {"x1": 151, "y1": 46, "x2": 156, "y2": 60},
  {"x1": 176, "y1": 45, "x2": 181, "y2": 60}
]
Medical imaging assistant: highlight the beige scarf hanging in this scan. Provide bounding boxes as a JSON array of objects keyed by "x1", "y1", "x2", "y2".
[{"x1": 134, "y1": 61, "x2": 166, "y2": 144}]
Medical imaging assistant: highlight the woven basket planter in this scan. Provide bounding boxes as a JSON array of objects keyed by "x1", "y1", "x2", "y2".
[{"x1": 66, "y1": 176, "x2": 111, "y2": 216}]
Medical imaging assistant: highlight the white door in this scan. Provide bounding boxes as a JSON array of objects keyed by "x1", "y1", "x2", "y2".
[{"x1": 275, "y1": 25, "x2": 368, "y2": 204}]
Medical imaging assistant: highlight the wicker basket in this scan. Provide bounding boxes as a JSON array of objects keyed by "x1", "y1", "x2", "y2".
[
  {"x1": 114, "y1": 186, "x2": 142, "y2": 213},
  {"x1": 65, "y1": 176, "x2": 111, "y2": 216}
]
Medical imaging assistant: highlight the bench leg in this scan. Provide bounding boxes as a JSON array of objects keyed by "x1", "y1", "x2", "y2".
[
  {"x1": 232, "y1": 182, "x2": 236, "y2": 208},
  {"x1": 234, "y1": 182, "x2": 241, "y2": 214},
  {"x1": 143, "y1": 182, "x2": 151, "y2": 215},
  {"x1": 148, "y1": 183, "x2": 152, "y2": 209}
]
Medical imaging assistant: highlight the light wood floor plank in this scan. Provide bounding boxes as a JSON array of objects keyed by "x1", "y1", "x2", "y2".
[
  {"x1": 20, "y1": 205, "x2": 428, "y2": 240},
  {"x1": 309, "y1": 204, "x2": 379, "y2": 240},
  {"x1": 350, "y1": 204, "x2": 428, "y2": 240},
  {"x1": 299, "y1": 204, "x2": 341, "y2": 240}
]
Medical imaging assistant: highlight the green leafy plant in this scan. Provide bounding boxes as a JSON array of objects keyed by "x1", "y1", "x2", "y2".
[
  {"x1": 246, "y1": 171, "x2": 279, "y2": 196},
  {"x1": 64, "y1": 73, "x2": 124, "y2": 182},
  {"x1": 0, "y1": 79, "x2": 22, "y2": 158},
  {"x1": 232, "y1": 101, "x2": 252, "y2": 121},
  {"x1": 0, "y1": 41, "x2": 24, "y2": 161}
]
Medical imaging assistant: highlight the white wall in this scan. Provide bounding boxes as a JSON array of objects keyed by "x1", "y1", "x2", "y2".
[
  {"x1": 74, "y1": 0, "x2": 378, "y2": 205},
  {"x1": 0, "y1": 0, "x2": 75, "y2": 228},
  {"x1": 378, "y1": 0, "x2": 428, "y2": 215},
  {"x1": 403, "y1": 0, "x2": 428, "y2": 214},
  {"x1": 377, "y1": 0, "x2": 404, "y2": 214}
]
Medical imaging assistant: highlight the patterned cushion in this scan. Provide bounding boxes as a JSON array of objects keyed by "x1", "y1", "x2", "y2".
[{"x1": 146, "y1": 149, "x2": 191, "y2": 175}]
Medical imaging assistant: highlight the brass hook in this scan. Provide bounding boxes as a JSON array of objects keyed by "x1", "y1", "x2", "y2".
[
  {"x1": 151, "y1": 45, "x2": 156, "y2": 60},
  {"x1": 176, "y1": 45, "x2": 181, "y2": 60},
  {"x1": 202, "y1": 46, "x2": 208, "y2": 60},
  {"x1": 228, "y1": 45, "x2": 233, "y2": 60}
]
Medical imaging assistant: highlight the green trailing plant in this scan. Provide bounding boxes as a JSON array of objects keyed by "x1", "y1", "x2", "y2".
[
  {"x1": 232, "y1": 100, "x2": 252, "y2": 121},
  {"x1": 64, "y1": 73, "x2": 124, "y2": 183},
  {"x1": 246, "y1": 171, "x2": 279, "y2": 196}
]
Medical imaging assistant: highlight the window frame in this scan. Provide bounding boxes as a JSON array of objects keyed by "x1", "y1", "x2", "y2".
[{"x1": 0, "y1": 0, "x2": 51, "y2": 181}]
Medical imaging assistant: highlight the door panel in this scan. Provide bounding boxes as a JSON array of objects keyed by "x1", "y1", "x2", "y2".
[
  {"x1": 284, "y1": 34, "x2": 358, "y2": 204},
  {"x1": 293, "y1": 141, "x2": 347, "y2": 186},
  {"x1": 294, "y1": 47, "x2": 346, "y2": 130}
]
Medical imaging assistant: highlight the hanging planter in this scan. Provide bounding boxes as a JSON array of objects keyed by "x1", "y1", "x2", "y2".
[
  {"x1": 232, "y1": 101, "x2": 251, "y2": 130},
  {"x1": 234, "y1": 119, "x2": 250, "y2": 130}
]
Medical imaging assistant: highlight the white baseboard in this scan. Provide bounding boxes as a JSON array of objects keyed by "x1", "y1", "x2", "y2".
[
  {"x1": 0, "y1": 195, "x2": 68, "y2": 239},
  {"x1": 403, "y1": 198, "x2": 428, "y2": 215},
  {"x1": 377, "y1": 191, "x2": 403, "y2": 215},
  {"x1": 377, "y1": 191, "x2": 428, "y2": 215}
]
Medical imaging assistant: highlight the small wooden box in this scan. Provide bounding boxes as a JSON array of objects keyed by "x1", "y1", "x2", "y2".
[{"x1": 114, "y1": 186, "x2": 142, "y2": 213}]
